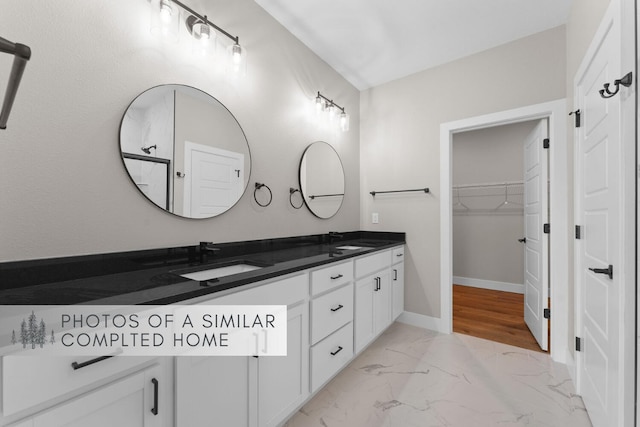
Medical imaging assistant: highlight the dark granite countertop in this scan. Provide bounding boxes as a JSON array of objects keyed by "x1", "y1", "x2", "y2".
[{"x1": 0, "y1": 231, "x2": 405, "y2": 305}]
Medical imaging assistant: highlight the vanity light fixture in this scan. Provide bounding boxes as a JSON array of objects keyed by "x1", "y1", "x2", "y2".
[
  {"x1": 152, "y1": 0, "x2": 246, "y2": 73},
  {"x1": 315, "y1": 92, "x2": 349, "y2": 132},
  {"x1": 0, "y1": 36, "x2": 31, "y2": 130}
]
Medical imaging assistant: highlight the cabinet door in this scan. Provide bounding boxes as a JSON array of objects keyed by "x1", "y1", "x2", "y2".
[
  {"x1": 176, "y1": 356, "x2": 250, "y2": 427},
  {"x1": 26, "y1": 365, "x2": 163, "y2": 427},
  {"x1": 258, "y1": 302, "x2": 309, "y2": 427},
  {"x1": 354, "y1": 275, "x2": 376, "y2": 354},
  {"x1": 373, "y1": 270, "x2": 392, "y2": 334},
  {"x1": 391, "y1": 262, "x2": 405, "y2": 320}
]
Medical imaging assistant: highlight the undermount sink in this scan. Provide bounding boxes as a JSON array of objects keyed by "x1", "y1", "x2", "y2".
[
  {"x1": 174, "y1": 262, "x2": 265, "y2": 282},
  {"x1": 335, "y1": 245, "x2": 365, "y2": 250}
]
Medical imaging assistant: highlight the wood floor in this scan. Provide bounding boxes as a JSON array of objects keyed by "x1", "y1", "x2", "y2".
[{"x1": 453, "y1": 284, "x2": 546, "y2": 353}]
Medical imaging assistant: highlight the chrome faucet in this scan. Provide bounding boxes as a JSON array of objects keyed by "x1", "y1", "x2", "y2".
[{"x1": 199, "y1": 241, "x2": 220, "y2": 264}]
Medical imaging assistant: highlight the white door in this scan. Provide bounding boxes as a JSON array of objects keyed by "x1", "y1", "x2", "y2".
[
  {"x1": 522, "y1": 119, "x2": 549, "y2": 351},
  {"x1": 575, "y1": 8, "x2": 623, "y2": 427},
  {"x1": 183, "y1": 142, "x2": 244, "y2": 218}
]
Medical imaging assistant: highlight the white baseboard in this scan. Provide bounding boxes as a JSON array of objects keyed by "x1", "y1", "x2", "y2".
[
  {"x1": 397, "y1": 311, "x2": 442, "y2": 333},
  {"x1": 453, "y1": 276, "x2": 524, "y2": 294}
]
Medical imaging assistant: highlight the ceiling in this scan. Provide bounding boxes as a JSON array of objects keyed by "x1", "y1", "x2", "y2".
[{"x1": 255, "y1": 0, "x2": 572, "y2": 90}]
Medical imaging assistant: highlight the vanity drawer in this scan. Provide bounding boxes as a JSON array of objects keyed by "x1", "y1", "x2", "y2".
[
  {"x1": 310, "y1": 261, "x2": 353, "y2": 296},
  {"x1": 310, "y1": 322, "x2": 353, "y2": 392},
  {"x1": 391, "y1": 246, "x2": 405, "y2": 264},
  {"x1": 355, "y1": 250, "x2": 391, "y2": 279},
  {"x1": 2, "y1": 354, "x2": 155, "y2": 417},
  {"x1": 207, "y1": 272, "x2": 308, "y2": 307},
  {"x1": 310, "y1": 283, "x2": 353, "y2": 344}
]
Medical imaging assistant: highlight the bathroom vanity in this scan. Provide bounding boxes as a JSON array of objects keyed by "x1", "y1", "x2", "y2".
[{"x1": 0, "y1": 231, "x2": 404, "y2": 427}]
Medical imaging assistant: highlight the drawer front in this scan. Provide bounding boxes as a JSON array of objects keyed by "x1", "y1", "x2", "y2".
[
  {"x1": 391, "y1": 246, "x2": 405, "y2": 264},
  {"x1": 310, "y1": 283, "x2": 353, "y2": 344},
  {"x1": 2, "y1": 354, "x2": 155, "y2": 417},
  {"x1": 310, "y1": 261, "x2": 353, "y2": 296},
  {"x1": 208, "y1": 272, "x2": 308, "y2": 307},
  {"x1": 355, "y1": 250, "x2": 391, "y2": 279},
  {"x1": 310, "y1": 322, "x2": 353, "y2": 392}
]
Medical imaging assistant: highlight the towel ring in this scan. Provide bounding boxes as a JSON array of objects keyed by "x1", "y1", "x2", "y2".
[
  {"x1": 289, "y1": 188, "x2": 303, "y2": 209},
  {"x1": 254, "y1": 183, "x2": 272, "y2": 207}
]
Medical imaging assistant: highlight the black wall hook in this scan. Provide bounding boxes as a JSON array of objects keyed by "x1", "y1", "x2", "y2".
[{"x1": 599, "y1": 72, "x2": 633, "y2": 98}]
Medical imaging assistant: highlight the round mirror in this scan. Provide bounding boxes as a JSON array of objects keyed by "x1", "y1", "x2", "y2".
[
  {"x1": 299, "y1": 141, "x2": 345, "y2": 218},
  {"x1": 119, "y1": 85, "x2": 251, "y2": 219}
]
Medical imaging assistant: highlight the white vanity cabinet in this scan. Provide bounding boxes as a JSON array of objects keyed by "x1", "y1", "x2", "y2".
[
  {"x1": 8, "y1": 363, "x2": 165, "y2": 427},
  {"x1": 354, "y1": 249, "x2": 395, "y2": 354},
  {"x1": 175, "y1": 273, "x2": 309, "y2": 427},
  {"x1": 391, "y1": 246, "x2": 405, "y2": 320}
]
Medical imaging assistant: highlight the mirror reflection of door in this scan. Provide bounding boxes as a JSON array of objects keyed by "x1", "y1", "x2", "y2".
[
  {"x1": 119, "y1": 84, "x2": 251, "y2": 219},
  {"x1": 182, "y1": 142, "x2": 244, "y2": 218}
]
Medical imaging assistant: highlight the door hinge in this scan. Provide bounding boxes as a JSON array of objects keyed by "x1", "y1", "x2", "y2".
[
  {"x1": 543, "y1": 308, "x2": 550, "y2": 319},
  {"x1": 575, "y1": 337, "x2": 582, "y2": 352},
  {"x1": 544, "y1": 223, "x2": 550, "y2": 234},
  {"x1": 543, "y1": 138, "x2": 550, "y2": 149},
  {"x1": 569, "y1": 109, "x2": 581, "y2": 128},
  {"x1": 575, "y1": 225, "x2": 581, "y2": 239}
]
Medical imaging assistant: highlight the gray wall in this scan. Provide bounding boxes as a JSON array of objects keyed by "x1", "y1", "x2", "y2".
[
  {"x1": 360, "y1": 26, "x2": 566, "y2": 319},
  {"x1": 452, "y1": 121, "x2": 537, "y2": 285},
  {"x1": 0, "y1": 0, "x2": 360, "y2": 261}
]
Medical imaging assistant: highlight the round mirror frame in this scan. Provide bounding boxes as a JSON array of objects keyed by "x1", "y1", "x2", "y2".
[
  {"x1": 298, "y1": 141, "x2": 345, "y2": 219},
  {"x1": 118, "y1": 84, "x2": 251, "y2": 219}
]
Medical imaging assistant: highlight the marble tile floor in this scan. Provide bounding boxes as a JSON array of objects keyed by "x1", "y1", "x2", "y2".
[{"x1": 285, "y1": 322, "x2": 591, "y2": 427}]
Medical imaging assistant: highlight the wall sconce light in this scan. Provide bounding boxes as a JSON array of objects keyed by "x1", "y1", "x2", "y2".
[
  {"x1": 151, "y1": 0, "x2": 246, "y2": 74},
  {"x1": 315, "y1": 92, "x2": 349, "y2": 132}
]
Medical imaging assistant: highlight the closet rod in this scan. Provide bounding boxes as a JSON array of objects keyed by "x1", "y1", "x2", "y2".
[{"x1": 453, "y1": 181, "x2": 523, "y2": 190}]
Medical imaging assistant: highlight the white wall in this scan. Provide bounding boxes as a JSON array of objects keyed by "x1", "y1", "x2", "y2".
[
  {"x1": 452, "y1": 121, "x2": 537, "y2": 287},
  {"x1": 0, "y1": 0, "x2": 360, "y2": 261},
  {"x1": 360, "y1": 26, "x2": 566, "y2": 319}
]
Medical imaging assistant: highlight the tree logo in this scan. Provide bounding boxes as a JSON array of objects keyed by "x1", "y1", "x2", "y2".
[{"x1": 10, "y1": 311, "x2": 55, "y2": 349}]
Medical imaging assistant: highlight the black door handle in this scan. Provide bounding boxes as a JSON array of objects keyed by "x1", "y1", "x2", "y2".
[
  {"x1": 518, "y1": 238, "x2": 526, "y2": 243},
  {"x1": 330, "y1": 304, "x2": 344, "y2": 312},
  {"x1": 589, "y1": 265, "x2": 613, "y2": 279}
]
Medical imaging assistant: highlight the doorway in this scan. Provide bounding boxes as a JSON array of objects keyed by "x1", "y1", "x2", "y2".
[
  {"x1": 451, "y1": 120, "x2": 548, "y2": 352},
  {"x1": 440, "y1": 99, "x2": 568, "y2": 363}
]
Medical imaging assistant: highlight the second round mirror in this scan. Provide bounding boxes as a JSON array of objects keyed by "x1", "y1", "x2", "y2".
[{"x1": 299, "y1": 141, "x2": 345, "y2": 218}]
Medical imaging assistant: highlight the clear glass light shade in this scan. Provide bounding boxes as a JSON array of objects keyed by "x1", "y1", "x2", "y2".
[
  {"x1": 150, "y1": 0, "x2": 179, "y2": 42},
  {"x1": 226, "y1": 42, "x2": 247, "y2": 76},
  {"x1": 189, "y1": 19, "x2": 215, "y2": 56},
  {"x1": 315, "y1": 95, "x2": 323, "y2": 114},
  {"x1": 339, "y1": 111, "x2": 350, "y2": 132},
  {"x1": 327, "y1": 103, "x2": 336, "y2": 121}
]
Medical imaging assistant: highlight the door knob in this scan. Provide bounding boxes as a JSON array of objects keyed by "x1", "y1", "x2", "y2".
[
  {"x1": 588, "y1": 265, "x2": 613, "y2": 279},
  {"x1": 518, "y1": 238, "x2": 526, "y2": 243}
]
